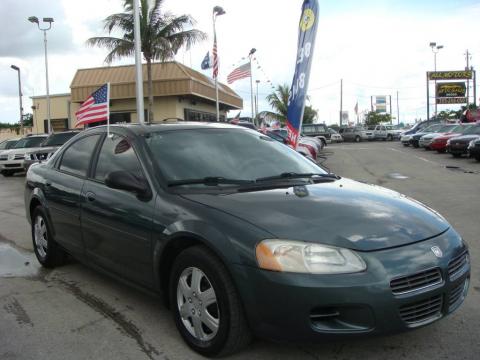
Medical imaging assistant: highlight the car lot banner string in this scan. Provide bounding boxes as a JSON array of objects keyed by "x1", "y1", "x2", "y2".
[{"x1": 286, "y1": 0, "x2": 319, "y2": 148}]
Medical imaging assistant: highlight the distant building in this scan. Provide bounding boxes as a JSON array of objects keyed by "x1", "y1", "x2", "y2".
[{"x1": 31, "y1": 61, "x2": 242, "y2": 133}]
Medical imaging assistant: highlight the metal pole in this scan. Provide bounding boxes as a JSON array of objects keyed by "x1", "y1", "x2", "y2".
[
  {"x1": 465, "y1": 50, "x2": 470, "y2": 109},
  {"x1": 474, "y1": 70, "x2": 477, "y2": 107},
  {"x1": 249, "y1": 56, "x2": 255, "y2": 124},
  {"x1": 43, "y1": 30, "x2": 51, "y2": 133},
  {"x1": 434, "y1": 52, "x2": 437, "y2": 117},
  {"x1": 213, "y1": 15, "x2": 219, "y2": 122},
  {"x1": 339, "y1": 78, "x2": 343, "y2": 126},
  {"x1": 389, "y1": 95, "x2": 392, "y2": 122},
  {"x1": 256, "y1": 80, "x2": 260, "y2": 117},
  {"x1": 427, "y1": 72, "x2": 430, "y2": 121},
  {"x1": 370, "y1": 95, "x2": 373, "y2": 112},
  {"x1": 133, "y1": 0, "x2": 145, "y2": 124},
  {"x1": 396, "y1": 90, "x2": 400, "y2": 126},
  {"x1": 17, "y1": 69, "x2": 23, "y2": 134}
]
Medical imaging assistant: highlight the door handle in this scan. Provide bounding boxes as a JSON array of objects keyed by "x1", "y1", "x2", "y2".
[
  {"x1": 45, "y1": 182, "x2": 51, "y2": 187},
  {"x1": 85, "y1": 192, "x2": 96, "y2": 202}
]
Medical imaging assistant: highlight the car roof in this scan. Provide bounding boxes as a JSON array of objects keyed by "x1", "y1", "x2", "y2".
[{"x1": 83, "y1": 122, "x2": 247, "y2": 136}]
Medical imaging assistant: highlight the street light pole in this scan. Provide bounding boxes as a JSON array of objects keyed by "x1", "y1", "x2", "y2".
[
  {"x1": 213, "y1": 6, "x2": 225, "y2": 122},
  {"x1": 10, "y1": 65, "x2": 24, "y2": 135},
  {"x1": 29, "y1": 16, "x2": 53, "y2": 133},
  {"x1": 249, "y1": 48, "x2": 256, "y2": 125},
  {"x1": 255, "y1": 80, "x2": 260, "y2": 117},
  {"x1": 429, "y1": 42, "x2": 443, "y2": 118}
]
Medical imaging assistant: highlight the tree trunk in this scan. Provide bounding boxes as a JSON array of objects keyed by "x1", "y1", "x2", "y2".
[{"x1": 147, "y1": 58, "x2": 154, "y2": 122}]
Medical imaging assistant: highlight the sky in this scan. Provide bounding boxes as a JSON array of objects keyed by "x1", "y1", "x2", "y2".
[{"x1": 1, "y1": 0, "x2": 479, "y2": 126}]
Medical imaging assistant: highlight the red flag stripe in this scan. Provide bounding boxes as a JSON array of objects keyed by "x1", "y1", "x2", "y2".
[
  {"x1": 77, "y1": 108, "x2": 108, "y2": 121},
  {"x1": 75, "y1": 102, "x2": 106, "y2": 117}
]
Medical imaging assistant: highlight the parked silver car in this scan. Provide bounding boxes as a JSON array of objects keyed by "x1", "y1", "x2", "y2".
[{"x1": 339, "y1": 126, "x2": 368, "y2": 142}]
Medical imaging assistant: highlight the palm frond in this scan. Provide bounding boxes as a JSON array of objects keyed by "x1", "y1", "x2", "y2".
[{"x1": 86, "y1": 37, "x2": 134, "y2": 64}]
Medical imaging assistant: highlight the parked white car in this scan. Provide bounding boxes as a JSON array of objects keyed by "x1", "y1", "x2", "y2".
[{"x1": 0, "y1": 135, "x2": 48, "y2": 177}]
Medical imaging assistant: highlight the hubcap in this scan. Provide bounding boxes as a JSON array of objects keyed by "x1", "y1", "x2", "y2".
[
  {"x1": 34, "y1": 215, "x2": 48, "y2": 258},
  {"x1": 177, "y1": 267, "x2": 219, "y2": 341}
]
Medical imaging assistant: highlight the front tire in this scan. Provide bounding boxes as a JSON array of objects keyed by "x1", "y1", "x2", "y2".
[
  {"x1": 31, "y1": 206, "x2": 66, "y2": 268},
  {"x1": 1, "y1": 170, "x2": 14, "y2": 177},
  {"x1": 355, "y1": 135, "x2": 361, "y2": 142},
  {"x1": 475, "y1": 156, "x2": 480, "y2": 162},
  {"x1": 170, "y1": 246, "x2": 251, "y2": 357}
]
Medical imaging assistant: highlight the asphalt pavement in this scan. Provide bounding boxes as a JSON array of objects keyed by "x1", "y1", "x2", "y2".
[{"x1": 1, "y1": 141, "x2": 479, "y2": 360}]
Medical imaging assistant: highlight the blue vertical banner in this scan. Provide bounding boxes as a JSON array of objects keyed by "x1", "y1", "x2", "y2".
[{"x1": 286, "y1": 0, "x2": 319, "y2": 148}]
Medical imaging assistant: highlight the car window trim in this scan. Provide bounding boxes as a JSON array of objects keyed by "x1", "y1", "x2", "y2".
[{"x1": 55, "y1": 133, "x2": 103, "y2": 180}]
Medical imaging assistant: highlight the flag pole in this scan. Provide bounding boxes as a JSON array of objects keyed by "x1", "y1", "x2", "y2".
[
  {"x1": 107, "y1": 83, "x2": 111, "y2": 137},
  {"x1": 133, "y1": 0, "x2": 145, "y2": 125},
  {"x1": 249, "y1": 48, "x2": 256, "y2": 125}
]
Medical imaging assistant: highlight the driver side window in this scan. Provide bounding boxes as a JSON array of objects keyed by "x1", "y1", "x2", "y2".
[{"x1": 94, "y1": 134, "x2": 144, "y2": 182}]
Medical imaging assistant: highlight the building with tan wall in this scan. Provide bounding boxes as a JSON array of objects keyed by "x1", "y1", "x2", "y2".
[{"x1": 31, "y1": 61, "x2": 243, "y2": 133}]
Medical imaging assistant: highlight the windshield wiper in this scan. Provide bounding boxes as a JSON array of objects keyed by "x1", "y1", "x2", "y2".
[
  {"x1": 256, "y1": 172, "x2": 340, "y2": 182},
  {"x1": 168, "y1": 177, "x2": 255, "y2": 187}
]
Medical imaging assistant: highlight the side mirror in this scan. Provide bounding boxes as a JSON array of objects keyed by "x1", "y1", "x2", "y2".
[{"x1": 105, "y1": 171, "x2": 150, "y2": 198}]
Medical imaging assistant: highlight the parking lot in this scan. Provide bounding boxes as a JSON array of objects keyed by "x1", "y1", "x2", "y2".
[{"x1": 1, "y1": 140, "x2": 479, "y2": 360}]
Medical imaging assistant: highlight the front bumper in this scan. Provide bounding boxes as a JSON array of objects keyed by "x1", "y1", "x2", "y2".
[
  {"x1": 0, "y1": 160, "x2": 25, "y2": 172},
  {"x1": 234, "y1": 228, "x2": 469, "y2": 342},
  {"x1": 419, "y1": 139, "x2": 434, "y2": 148}
]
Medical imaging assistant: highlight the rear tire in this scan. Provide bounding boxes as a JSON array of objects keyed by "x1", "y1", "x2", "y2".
[
  {"x1": 387, "y1": 135, "x2": 393, "y2": 141},
  {"x1": 475, "y1": 156, "x2": 480, "y2": 162},
  {"x1": 31, "y1": 206, "x2": 66, "y2": 268},
  {"x1": 413, "y1": 142, "x2": 419, "y2": 148},
  {"x1": 170, "y1": 246, "x2": 251, "y2": 357},
  {"x1": 403, "y1": 143, "x2": 409, "y2": 147},
  {"x1": 436, "y1": 149, "x2": 445, "y2": 153}
]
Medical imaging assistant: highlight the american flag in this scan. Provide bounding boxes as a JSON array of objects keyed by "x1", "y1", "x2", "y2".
[
  {"x1": 212, "y1": 34, "x2": 218, "y2": 79},
  {"x1": 227, "y1": 63, "x2": 251, "y2": 84},
  {"x1": 75, "y1": 83, "x2": 110, "y2": 127}
]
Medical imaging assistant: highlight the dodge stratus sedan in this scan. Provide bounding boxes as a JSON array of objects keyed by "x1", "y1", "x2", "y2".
[{"x1": 25, "y1": 123, "x2": 470, "y2": 357}]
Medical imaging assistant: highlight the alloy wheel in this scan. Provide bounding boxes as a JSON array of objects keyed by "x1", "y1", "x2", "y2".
[
  {"x1": 177, "y1": 267, "x2": 220, "y2": 341},
  {"x1": 34, "y1": 215, "x2": 48, "y2": 258}
]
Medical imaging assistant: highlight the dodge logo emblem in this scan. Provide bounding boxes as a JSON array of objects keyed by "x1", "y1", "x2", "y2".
[{"x1": 431, "y1": 246, "x2": 443, "y2": 258}]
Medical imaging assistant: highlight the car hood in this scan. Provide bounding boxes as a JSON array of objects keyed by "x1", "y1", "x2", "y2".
[
  {"x1": 450, "y1": 135, "x2": 480, "y2": 143},
  {"x1": 182, "y1": 178, "x2": 450, "y2": 251}
]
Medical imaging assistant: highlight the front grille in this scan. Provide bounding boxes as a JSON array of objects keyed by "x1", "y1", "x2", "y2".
[
  {"x1": 399, "y1": 295, "x2": 443, "y2": 324},
  {"x1": 0, "y1": 155, "x2": 7, "y2": 161},
  {"x1": 449, "y1": 281, "x2": 466, "y2": 308},
  {"x1": 390, "y1": 268, "x2": 442, "y2": 295},
  {"x1": 13, "y1": 154, "x2": 24, "y2": 160},
  {"x1": 448, "y1": 251, "x2": 468, "y2": 280}
]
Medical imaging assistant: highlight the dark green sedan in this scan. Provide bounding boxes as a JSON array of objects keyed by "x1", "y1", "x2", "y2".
[{"x1": 25, "y1": 123, "x2": 470, "y2": 357}]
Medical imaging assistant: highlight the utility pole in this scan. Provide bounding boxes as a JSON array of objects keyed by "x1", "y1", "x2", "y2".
[
  {"x1": 396, "y1": 90, "x2": 400, "y2": 125},
  {"x1": 389, "y1": 95, "x2": 392, "y2": 123},
  {"x1": 465, "y1": 49, "x2": 471, "y2": 108},
  {"x1": 339, "y1": 78, "x2": 343, "y2": 126}
]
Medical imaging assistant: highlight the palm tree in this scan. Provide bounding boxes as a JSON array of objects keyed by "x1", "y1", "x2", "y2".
[
  {"x1": 87, "y1": 0, "x2": 206, "y2": 121},
  {"x1": 266, "y1": 84, "x2": 317, "y2": 125}
]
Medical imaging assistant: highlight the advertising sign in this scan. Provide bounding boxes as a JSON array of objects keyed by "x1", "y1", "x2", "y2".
[
  {"x1": 375, "y1": 95, "x2": 387, "y2": 113},
  {"x1": 286, "y1": 0, "x2": 319, "y2": 148},
  {"x1": 428, "y1": 71, "x2": 473, "y2": 80},
  {"x1": 436, "y1": 82, "x2": 466, "y2": 98},
  {"x1": 436, "y1": 97, "x2": 467, "y2": 104}
]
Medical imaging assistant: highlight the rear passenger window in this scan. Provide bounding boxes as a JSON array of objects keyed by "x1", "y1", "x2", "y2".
[
  {"x1": 59, "y1": 135, "x2": 101, "y2": 177},
  {"x1": 94, "y1": 134, "x2": 144, "y2": 182}
]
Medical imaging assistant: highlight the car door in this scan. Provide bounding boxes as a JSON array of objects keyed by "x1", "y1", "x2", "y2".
[
  {"x1": 45, "y1": 134, "x2": 102, "y2": 255},
  {"x1": 81, "y1": 133, "x2": 155, "y2": 287}
]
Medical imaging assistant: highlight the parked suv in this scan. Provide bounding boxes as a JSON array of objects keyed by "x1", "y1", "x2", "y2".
[
  {"x1": 339, "y1": 126, "x2": 368, "y2": 142},
  {"x1": 301, "y1": 123, "x2": 329, "y2": 146},
  {"x1": 24, "y1": 130, "x2": 81, "y2": 171},
  {"x1": 0, "y1": 135, "x2": 48, "y2": 176},
  {"x1": 365, "y1": 125, "x2": 388, "y2": 141}
]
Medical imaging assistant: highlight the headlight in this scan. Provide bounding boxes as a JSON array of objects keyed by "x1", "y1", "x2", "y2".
[
  {"x1": 25, "y1": 153, "x2": 33, "y2": 160},
  {"x1": 255, "y1": 239, "x2": 366, "y2": 274},
  {"x1": 468, "y1": 140, "x2": 476, "y2": 149},
  {"x1": 446, "y1": 139, "x2": 451, "y2": 145}
]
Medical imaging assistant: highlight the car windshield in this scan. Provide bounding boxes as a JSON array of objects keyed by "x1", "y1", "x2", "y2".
[
  {"x1": 146, "y1": 129, "x2": 325, "y2": 184},
  {"x1": 367, "y1": 126, "x2": 376, "y2": 130},
  {"x1": 462, "y1": 125, "x2": 480, "y2": 135},
  {"x1": 422, "y1": 124, "x2": 442, "y2": 132},
  {"x1": 437, "y1": 125, "x2": 456, "y2": 132},
  {"x1": 0, "y1": 140, "x2": 18, "y2": 150},
  {"x1": 42, "y1": 132, "x2": 79, "y2": 146},
  {"x1": 13, "y1": 136, "x2": 47, "y2": 149},
  {"x1": 328, "y1": 128, "x2": 338, "y2": 134}
]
